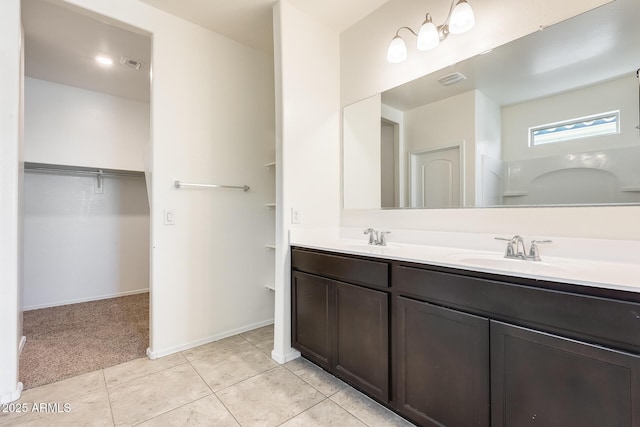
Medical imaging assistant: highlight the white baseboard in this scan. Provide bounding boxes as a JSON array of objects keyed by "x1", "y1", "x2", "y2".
[
  {"x1": 18, "y1": 336, "x2": 26, "y2": 356},
  {"x1": 0, "y1": 382, "x2": 23, "y2": 404},
  {"x1": 146, "y1": 318, "x2": 275, "y2": 359},
  {"x1": 146, "y1": 347, "x2": 156, "y2": 360},
  {"x1": 271, "y1": 348, "x2": 301, "y2": 364},
  {"x1": 23, "y1": 288, "x2": 149, "y2": 311}
]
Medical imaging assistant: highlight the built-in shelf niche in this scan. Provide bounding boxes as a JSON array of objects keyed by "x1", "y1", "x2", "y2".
[{"x1": 265, "y1": 158, "x2": 276, "y2": 292}]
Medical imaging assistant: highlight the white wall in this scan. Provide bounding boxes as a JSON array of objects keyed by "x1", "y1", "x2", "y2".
[
  {"x1": 343, "y1": 93, "x2": 381, "y2": 209},
  {"x1": 273, "y1": 0, "x2": 341, "y2": 363},
  {"x1": 340, "y1": 0, "x2": 613, "y2": 107},
  {"x1": 502, "y1": 74, "x2": 638, "y2": 161},
  {"x1": 0, "y1": 0, "x2": 23, "y2": 404},
  {"x1": 24, "y1": 78, "x2": 150, "y2": 171},
  {"x1": 41, "y1": 0, "x2": 276, "y2": 358},
  {"x1": 403, "y1": 91, "x2": 476, "y2": 206},
  {"x1": 475, "y1": 90, "x2": 502, "y2": 205},
  {"x1": 23, "y1": 173, "x2": 149, "y2": 309},
  {"x1": 340, "y1": 0, "x2": 640, "y2": 241}
]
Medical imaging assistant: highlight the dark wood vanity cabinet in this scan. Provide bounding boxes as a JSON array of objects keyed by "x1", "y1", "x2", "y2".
[
  {"x1": 491, "y1": 321, "x2": 640, "y2": 427},
  {"x1": 291, "y1": 271, "x2": 333, "y2": 369},
  {"x1": 396, "y1": 297, "x2": 490, "y2": 426},
  {"x1": 334, "y1": 281, "x2": 389, "y2": 401},
  {"x1": 291, "y1": 247, "x2": 640, "y2": 426},
  {"x1": 291, "y1": 249, "x2": 390, "y2": 402},
  {"x1": 396, "y1": 263, "x2": 640, "y2": 426}
]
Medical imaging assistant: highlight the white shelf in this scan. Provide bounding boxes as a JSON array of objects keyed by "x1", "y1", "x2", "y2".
[
  {"x1": 265, "y1": 244, "x2": 275, "y2": 250},
  {"x1": 265, "y1": 203, "x2": 276, "y2": 208},
  {"x1": 265, "y1": 284, "x2": 275, "y2": 291},
  {"x1": 502, "y1": 191, "x2": 528, "y2": 197},
  {"x1": 265, "y1": 161, "x2": 276, "y2": 170},
  {"x1": 620, "y1": 186, "x2": 640, "y2": 192}
]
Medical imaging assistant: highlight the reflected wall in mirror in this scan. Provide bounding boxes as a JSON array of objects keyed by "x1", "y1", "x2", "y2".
[{"x1": 343, "y1": 0, "x2": 640, "y2": 209}]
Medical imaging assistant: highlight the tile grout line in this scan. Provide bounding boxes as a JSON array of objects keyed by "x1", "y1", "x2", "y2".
[
  {"x1": 106, "y1": 360, "x2": 209, "y2": 426},
  {"x1": 282, "y1": 359, "x2": 348, "y2": 399},
  {"x1": 213, "y1": 365, "x2": 281, "y2": 394},
  {"x1": 101, "y1": 369, "x2": 117, "y2": 427},
  {"x1": 274, "y1": 396, "x2": 330, "y2": 426},
  {"x1": 286, "y1": 369, "x2": 379, "y2": 426},
  {"x1": 105, "y1": 358, "x2": 191, "y2": 391},
  {"x1": 129, "y1": 394, "x2": 214, "y2": 427},
  {"x1": 182, "y1": 350, "x2": 244, "y2": 427}
]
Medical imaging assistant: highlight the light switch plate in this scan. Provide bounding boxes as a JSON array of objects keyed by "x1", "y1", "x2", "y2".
[
  {"x1": 291, "y1": 208, "x2": 301, "y2": 224},
  {"x1": 164, "y1": 209, "x2": 175, "y2": 225}
]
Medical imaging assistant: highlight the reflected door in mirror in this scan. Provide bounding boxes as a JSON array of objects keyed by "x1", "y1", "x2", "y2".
[{"x1": 410, "y1": 146, "x2": 461, "y2": 208}]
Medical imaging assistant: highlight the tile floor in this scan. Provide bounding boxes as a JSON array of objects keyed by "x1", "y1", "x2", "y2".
[{"x1": 0, "y1": 325, "x2": 414, "y2": 426}]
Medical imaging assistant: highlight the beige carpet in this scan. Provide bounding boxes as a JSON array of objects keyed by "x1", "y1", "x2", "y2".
[{"x1": 20, "y1": 293, "x2": 149, "y2": 390}]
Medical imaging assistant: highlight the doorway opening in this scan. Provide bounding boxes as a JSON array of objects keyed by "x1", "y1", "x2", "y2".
[{"x1": 20, "y1": 0, "x2": 152, "y2": 389}]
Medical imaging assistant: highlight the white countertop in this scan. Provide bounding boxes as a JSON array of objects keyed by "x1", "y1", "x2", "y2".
[{"x1": 289, "y1": 228, "x2": 640, "y2": 294}]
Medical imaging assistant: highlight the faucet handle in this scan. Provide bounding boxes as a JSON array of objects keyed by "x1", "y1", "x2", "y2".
[
  {"x1": 529, "y1": 240, "x2": 553, "y2": 261},
  {"x1": 531, "y1": 239, "x2": 553, "y2": 244},
  {"x1": 363, "y1": 228, "x2": 377, "y2": 245},
  {"x1": 495, "y1": 236, "x2": 517, "y2": 258},
  {"x1": 378, "y1": 231, "x2": 391, "y2": 246}
]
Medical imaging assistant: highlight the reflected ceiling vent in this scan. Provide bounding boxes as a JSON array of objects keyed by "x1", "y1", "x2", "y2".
[
  {"x1": 120, "y1": 56, "x2": 143, "y2": 70},
  {"x1": 437, "y1": 72, "x2": 466, "y2": 86}
]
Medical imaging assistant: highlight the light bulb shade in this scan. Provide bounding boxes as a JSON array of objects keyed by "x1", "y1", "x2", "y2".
[
  {"x1": 449, "y1": 0, "x2": 475, "y2": 34},
  {"x1": 417, "y1": 20, "x2": 439, "y2": 51},
  {"x1": 387, "y1": 35, "x2": 407, "y2": 63}
]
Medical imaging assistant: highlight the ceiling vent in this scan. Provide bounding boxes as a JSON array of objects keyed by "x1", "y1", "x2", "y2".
[
  {"x1": 437, "y1": 72, "x2": 467, "y2": 86},
  {"x1": 120, "y1": 56, "x2": 143, "y2": 70}
]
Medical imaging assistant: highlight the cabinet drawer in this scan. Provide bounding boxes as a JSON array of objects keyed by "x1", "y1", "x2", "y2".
[
  {"x1": 292, "y1": 248, "x2": 389, "y2": 289},
  {"x1": 395, "y1": 264, "x2": 640, "y2": 354}
]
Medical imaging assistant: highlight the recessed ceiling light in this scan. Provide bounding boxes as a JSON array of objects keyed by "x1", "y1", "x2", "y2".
[{"x1": 95, "y1": 55, "x2": 113, "y2": 66}]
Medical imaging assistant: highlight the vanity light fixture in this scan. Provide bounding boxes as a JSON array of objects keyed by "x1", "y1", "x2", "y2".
[{"x1": 387, "y1": 0, "x2": 475, "y2": 64}]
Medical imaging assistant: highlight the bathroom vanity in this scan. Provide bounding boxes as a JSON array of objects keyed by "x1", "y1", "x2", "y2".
[{"x1": 290, "y1": 240, "x2": 640, "y2": 426}]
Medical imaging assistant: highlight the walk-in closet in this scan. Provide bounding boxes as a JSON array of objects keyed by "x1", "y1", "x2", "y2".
[{"x1": 20, "y1": 0, "x2": 151, "y2": 388}]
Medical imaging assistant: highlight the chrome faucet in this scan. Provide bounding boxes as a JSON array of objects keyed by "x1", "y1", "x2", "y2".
[
  {"x1": 363, "y1": 228, "x2": 391, "y2": 246},
  {"x1": 495, "y1": 236, "x2": 552, "y2": 261}
]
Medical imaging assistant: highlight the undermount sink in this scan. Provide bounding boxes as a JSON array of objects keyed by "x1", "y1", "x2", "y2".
[{"x1": 445, "y1": 253, "x2": 589, "y2": 275}]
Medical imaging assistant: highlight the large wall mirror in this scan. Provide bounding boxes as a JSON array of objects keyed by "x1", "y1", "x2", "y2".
[{"x1": 343, "y1": 0, "x2": 640, "y2": 209}]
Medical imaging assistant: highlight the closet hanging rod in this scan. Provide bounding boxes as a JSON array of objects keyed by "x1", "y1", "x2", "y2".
[
  {"x1": 24, "y1": 163, "x2": 144, "y2": 178},
  {"x1": 174, "y1": 180, "x2": 250, "y2": 192}
]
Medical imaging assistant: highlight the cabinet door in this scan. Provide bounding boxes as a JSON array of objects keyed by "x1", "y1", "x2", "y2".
[
  {"x1": 291, "y1": 272, "x2": 334, "y2": 369},
  {"x1": 491, "y1": 320, "x2": 640, "y2": 427},
  {"x1": 396, "y1": 297, "x2": 490, "y2": 427},
  {"x1": 334, "y1": 281, "x2": 389, "y2": 402}
]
